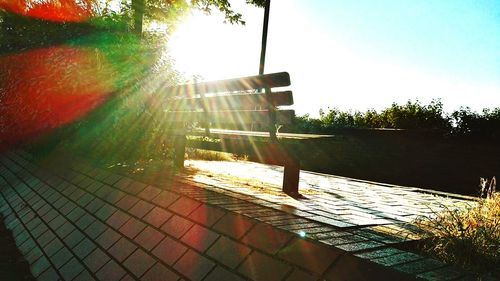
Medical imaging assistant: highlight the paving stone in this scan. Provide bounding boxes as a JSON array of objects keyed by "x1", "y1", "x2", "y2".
[
  {"x1": 31, "y1": 256, "x2": 51, "y2": 277},
  {"x1": 324, "y1": 252, "x2": 414, "y2": 281},
  {"x1": 180, "y1": 224, "x2": 219, "y2": 252},
  {"x1": 116, "y1": 195, "x2": 139, "y2": 211},
  {"x1": 204, "y1": 266, "x2": 245, "y2": 281},
  {"x1": 60, "y1": 200, "x2": 77, "y2": 215},
  {"x1": 321, "y1": 235, "x2": 368, "y2": 246},
  {"x1": 36, "y1": 266, "x2": 60, "y2": 281},
  {"x1": 371, "y1": 252, "x2": 425, "y2": 267},
  {"x1": 207, "y1": 236, "x2": 252, "y2": 269},
  {"x1": 84, "y1": 248, "x2": 110, "y2": 273},
  {"x1": 73, "y1": 270, "x2": 95, "y2": 281},
  {"x1": 138, "y1": 185, "x2": 162, "y2": 201},
  {"x1": 46, "y1": 191, "x2": 62, "y2": 203},
  {"x1": 238, "y1": 251, "x2": 292, "y2": 281},
  {"x1": 26, "y1": 246, "x2": 44, "y2": 263},
  {"x1": 393, "y1": 258, "x2": 446, "y2": 275},
  {"x1": 31, "y1": 222, "x2": 49, "y2": 238},
  {"x1": 38, "y1": 229, "x2": 57, "y2": 248},
  {"x1": 213, "y1": 213, "x2": 255, "y2": 239},
  {"x1": 151, "y1": 191, "x2": 179, "y2": 208},
  {"x1": 84, "y1": 220, "x2": 108, "y2": 239},
  {"x1": 310, "y1": 216, "x2": 355, "y2": 228},
  {"x1": 76, "y1": 214, "x2": 96, "y2": 230},
  {"x1": 124, "y1": 181, "x2": 147, "y2": 195},
  {"x1": 84, "y1": 197, "x2": 106, "y2": 213},
  {"x1": 73, "y1": 238, "x2": 96, "y2": 259},
  {"x1": 335, "y1": 240, "x2": 385, "y2": 252},
  {"x1": 68, "y1": 189, "x2": 86, "y2": 202},
  {"x1": 77, "y1": 193, "x2": 95, "y2": 208},
  {"x1": 18, "y1": 237, "x2": 36, "y2": 254},
  {"x1": 128, "y1": 200, "x2": 154, "y2": 218},
  {"x1": 95, "y1": 204, "x2": 117, "y2": 221},
  {"x1": 285, "y1": 269, "x2": 317, "y2": 281},
  {"x1": 134, "y1": 226, "x2": 164, "y2": 251},
  {"x1": 13, "y1": 230, "x2": 30, "y2": 248},
  {"x1": 59, "y1": 257, "x2": 84, "y2": 281},
  {"x1": 50, "y1": 247, "x2": 73, "y2": 269},
  {"x1": 86, "y1": 181, "x2": 104, "y2": 194},
  {"x1": 108, "y1": 237, "x2": 137, "y2": 262},
  {"x1": 241, "y1": 223, "x2": 293, "y2": 254},
  {"x1": 173, "y1": 249, "x2": 215, "y2": 281},
  {"x1": 103, "y1": 189, "x2": 127, "y2": 204},
  {"x1": 354, "y1": 247, "x2": 405, "y2": 260},
  {"x1": 47, "y1": 215, "x2": 66, "y2": 230},
  {"x1": 44, "y1": 237, "x2": 64, "y2": 257},
  {"x1": 53, "y1": 196, "x2": 69, "y2": 209},
  {"x1": 94, "y1": 185, "x2": 114, "y2": 199},
  {"x1": 188, "y1": 204, "x2": 226, "y2": 227},
  {"x1": 64, "y1": 229, "x2": 85, "y2": 248},
  {"x1": 20, "y1": 209, "x2": 36, "y2": 224},
  {"x1": 67, "y1": 207, "x2": 86, "y2": 222},
  {"x1": 54, "y1": 220, "x2": 74, "y2": 238},
  {"x1": 119, "y1": 217, "x2": 146, "y2": 239},
  {"x1": 142, "y1": 207, "x2": 172, "y2": 228},
  {"x1": 36, "y1": 203, "x2": 52, "y2": 217},
  {"x1": 123, "y1": 248, "x2": 156, "y2": 278},
  {"x1": 168, "y1": 196, "x2": 201, "y2": 216},
  {"x1": 278, "y1": 238, "x2": 342, "y2": 275},
  {"x1": 161, "y1": 215, "x2": 194, "y2": 239},
  {"x1": 152, "y1": 236, "x2": 188, "y2": 265},
  {"x1": 113, "y1": 177, "x2": 133, "y2": 191},
  {"x1": 119, "y1": 274, "x2": 135, "y2": 281},
  {"x1": 95, "y1": 228, "x2": 121, "y2": 250},
  {"x1": 96, "y1": 260, "x2": 126, "y2": 281},
  {"x1": 25, "y1": 217, "x2": 43, "y2": 232},
  {"x1": 106, "y1": 210, "x2": 131, "y2": 230},
  {"x1": 141, "y1": 263, "x2": 179, "y2": 281},
  {"x1": 104, "y1": 173, "x2": 123, "y2": 185}
]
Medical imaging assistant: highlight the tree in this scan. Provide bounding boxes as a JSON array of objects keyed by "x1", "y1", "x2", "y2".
[{"x1": 130, "y1": 0, "x2": 267, "y2": 35}]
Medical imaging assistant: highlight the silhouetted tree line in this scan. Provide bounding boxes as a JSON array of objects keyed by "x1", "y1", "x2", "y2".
[{"x1": 283, "y1": 100, "x2": 500, "y2": 139}]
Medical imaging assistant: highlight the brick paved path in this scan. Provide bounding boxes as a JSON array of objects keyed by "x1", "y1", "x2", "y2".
[{"x1": 0, "y1": 150, "x2": 475, "y2": 280}]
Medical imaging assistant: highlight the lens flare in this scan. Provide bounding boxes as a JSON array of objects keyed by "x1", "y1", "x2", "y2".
[{"x1": 0, "y1": 0, "x2": 95, "y2": 22}]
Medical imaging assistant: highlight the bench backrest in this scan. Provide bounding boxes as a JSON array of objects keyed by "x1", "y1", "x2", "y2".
[{"x1": 164, "y1": 72, "x2": 294, "y2": 138}]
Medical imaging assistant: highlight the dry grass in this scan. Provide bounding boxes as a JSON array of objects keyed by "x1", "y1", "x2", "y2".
[
  {"x1": 186, "y1": 149, "x2": 235, "y2": 161},
  {"x1": 414, "y1": 177, "x2": 499, "y2": 274}
]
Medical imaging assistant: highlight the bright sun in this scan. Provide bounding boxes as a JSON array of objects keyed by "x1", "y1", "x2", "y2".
[{"x1": 166, "y1": 9, "x2": 262, "y2": 82}]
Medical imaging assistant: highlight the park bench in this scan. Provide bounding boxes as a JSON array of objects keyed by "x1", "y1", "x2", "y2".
[{"x1": 164, "y1": 72, "x2": 304, "y2": 196}]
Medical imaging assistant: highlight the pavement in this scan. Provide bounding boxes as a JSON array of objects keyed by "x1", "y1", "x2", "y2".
[{"x1": 0, "y1": 150, "x2": 478, "y2": 281}]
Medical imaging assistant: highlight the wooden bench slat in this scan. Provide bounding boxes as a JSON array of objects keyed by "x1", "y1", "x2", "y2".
[
  {"x1": 168, "y1": 91, "x2": 293, "y2": 110},
  {"x1": 166, "y1": 72, "x2": 290, "y2": 96},
  {"x1": 165, "y1": 109, "x2": 294, "y2": 125}
]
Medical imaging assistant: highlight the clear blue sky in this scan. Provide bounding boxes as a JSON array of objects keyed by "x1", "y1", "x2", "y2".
[{"x1": 167, "y1": 0, "x2": 500, "y2": 117}]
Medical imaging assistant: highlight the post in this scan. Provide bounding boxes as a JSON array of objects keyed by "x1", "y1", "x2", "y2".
[
  {"x1": 174, "y1": 134, "x2": 186, "y2": 169},
  {"x1": 282, "y1": 153, "x2": 300, "y2": 196},
  {"x1": 259, "y1": 0, "x2": 271, "y2": 76},
  {"x1": 259, "y1": 0, "x2": 277, "y2": 140}
]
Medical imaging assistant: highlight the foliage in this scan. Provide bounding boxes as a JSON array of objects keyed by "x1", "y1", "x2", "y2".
[
  {"x1": 138, "y1": 0, "x2": 266, "y2": 25},
  {"x1": 284, "y1": 100, "x2": 499, "y2": 139},
  {"x1": 186, "y1": 148, "x2": 234, "y2": 161},
  {"x1": 414, "y1": 178, "x2": 499, "y2": 275},
  {"x1": 451, "y1": 107, "x2": 500, "y2": 138}
]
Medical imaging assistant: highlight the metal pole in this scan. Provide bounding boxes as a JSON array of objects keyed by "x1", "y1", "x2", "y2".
[
  {"x1": 259, "y1": 0, "x2": 271, "y2": 75},
  {"x1": 259, "y1": 0, "x2": 277, "y2": 140}
]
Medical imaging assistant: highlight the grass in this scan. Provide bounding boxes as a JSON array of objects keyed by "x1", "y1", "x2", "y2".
[
  {"x1": 414, "y1": 177, "x2": 499, "y2": 275},
  {"x1": 186, "y1": 148, "x2": 235, "y2": 161}
]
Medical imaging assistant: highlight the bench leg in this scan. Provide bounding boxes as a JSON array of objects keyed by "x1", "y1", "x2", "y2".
[
  {"x1": 174, "y1": 135, "x2": 186, "y2": 168},
  {"x1": 283, "y1": 157, "x2": 300, "y2": 196}
]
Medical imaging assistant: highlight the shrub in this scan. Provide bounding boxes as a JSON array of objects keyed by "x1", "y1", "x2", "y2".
[{"x1": 414, "y1": 178, "x2": 499, "y2": 274}]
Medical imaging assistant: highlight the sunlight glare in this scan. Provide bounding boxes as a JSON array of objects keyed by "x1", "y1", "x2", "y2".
[{"x1": 166, "y1": 8, "x2": 262, "y2": 82}]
